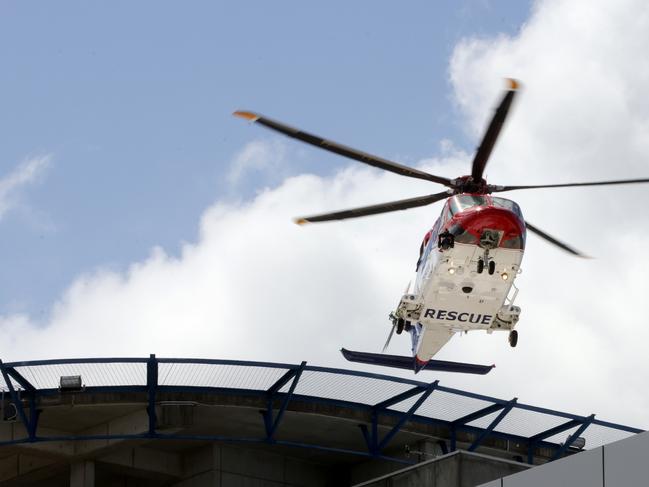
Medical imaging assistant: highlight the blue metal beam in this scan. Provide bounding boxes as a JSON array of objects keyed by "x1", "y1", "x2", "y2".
[
  {"x1": 146, "y1": 354, "x2": 158, "y2": 435},
  {"x1": 266, "y1": 361, "x2": 306, "y2": 440},
  {"x1": 5, "y1": 368, "x2": 35, "y2": 392},
  {"x1": 27, "y1": 395, "x2": 41, "y2": 440},
  {"x1": 592, "y1": 419, "x2": 642, "y2": 434},
  {"x1": 267, "y1": 367, "x2": 300, "y2": 396},
  {"x1": 2, "y1": 357, "x2": 149, "y2": 367},
  {"x1": 374, "y1": 385, "x2": 426, "y2": 410},
  {"x1": 358, "y1": 423, "x2": 373, "y2": 453},
  {"x1": 371, "y1": 410, "x2": 378, "y2": 453},
  {"x1": 468, "y1": 398, "x2": 517, "y2": 452},
  {"x1": 377, "y1": 380, "x2": 439, "y2": 452},
  {"x1": 526, "y1": 418, "x2": 586, "y2": 464},
  {"x1": 530, "y1": 418, "x2": 583, "y2": 443},
  {"x1": 1, "y1": 365, "x2": 39, "y2": 440},
  {"x1": 358, "y1": 410, "x2": 380, "y2": 455},
  {"x1": 452, "y1": 402, "x2": 505, "y2": 426},
  {"x1": 550, "y1": 414, "x2": 595, "y2": 461},
  {"x1": 0, "y1": 362, "x2": 32, "y2": 440}
]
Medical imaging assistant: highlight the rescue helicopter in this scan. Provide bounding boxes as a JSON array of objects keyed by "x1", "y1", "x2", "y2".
[{"x1": 234, "y1": 79, "x2": 649, "y2": 374}]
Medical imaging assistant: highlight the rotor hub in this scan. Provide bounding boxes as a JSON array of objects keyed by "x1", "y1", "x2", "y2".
[{"x1": 452, "y1": 176, "x2": 489, "y2": 195}]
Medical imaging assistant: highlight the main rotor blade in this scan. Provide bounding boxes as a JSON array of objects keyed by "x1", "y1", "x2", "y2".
[
  {"x1": 525, "y1": 221, "x2": 589, "y2": 258},
  {"x1": 234, "y1": 111, "x2": 452, "y2": 187},
  {"x1": 471, "y1": 79, "x2": 520, "y2": 182},
  {"x1": 294, "y1": 191, "x2": 450, "y2": 224},
  {"x1": 492, "y1": 177, "x2": 649, "y2": 192}
]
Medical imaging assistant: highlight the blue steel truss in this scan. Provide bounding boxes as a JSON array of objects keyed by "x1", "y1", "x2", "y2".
[{"x1": 0, "y1": 355, "x2": 642, "y2": 465}]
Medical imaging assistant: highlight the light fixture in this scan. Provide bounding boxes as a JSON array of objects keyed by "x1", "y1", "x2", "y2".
[
  {"x1": 501, "y1": 272, "x2": 509, "y2": 281},
  {"x1": 571, "y1": 436, "x2": 586, "y2": 450},
  {"x1": 59, "y1": 375, "x2": 83, "y2": 392},
  {"x1": 448, "y1": 267, "x2": 456, "y2": 275}
]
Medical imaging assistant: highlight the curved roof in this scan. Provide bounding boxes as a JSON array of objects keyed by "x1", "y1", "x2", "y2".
[{"x1": 0, "y1": 355, "x2": 642, "y2": 464}]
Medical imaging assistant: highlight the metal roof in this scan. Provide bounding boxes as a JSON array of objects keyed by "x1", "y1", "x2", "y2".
[{"x1": 0, "y1": 355, "x2": 642, "y2": 465}]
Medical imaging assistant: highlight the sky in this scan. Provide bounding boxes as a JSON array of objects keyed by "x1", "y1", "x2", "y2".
[{"x1": 2, "y1": 0, "x2": 649, "y2": 431}]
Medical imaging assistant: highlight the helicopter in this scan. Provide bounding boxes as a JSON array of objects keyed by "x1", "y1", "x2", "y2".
[{"x1": 234, "y1": 79, "x2": 649, "y2": 374}]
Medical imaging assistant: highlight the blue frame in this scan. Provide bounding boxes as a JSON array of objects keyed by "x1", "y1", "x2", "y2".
[{"x1": 0, "y1": 356, "x2": 642, "y2": 465}]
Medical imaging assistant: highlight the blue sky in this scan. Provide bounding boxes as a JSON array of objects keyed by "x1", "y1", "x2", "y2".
[{"x1": 0, "y1": 1, "x2": 531, "y2": 316}]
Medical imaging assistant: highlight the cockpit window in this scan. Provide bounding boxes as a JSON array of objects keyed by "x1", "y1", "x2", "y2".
[
  {"x1": 491, "y1": 197, "x2": 523, "y2": 218},
  {"x1": 450, "y1": 195, "x2": 489, "y2": 215}
]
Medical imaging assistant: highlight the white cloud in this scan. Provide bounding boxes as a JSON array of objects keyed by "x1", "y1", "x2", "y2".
[
  {"x1": 2, "y1": 0, "x2": 649, "y2": 433},
  {"x1": 227, "y1": 138, "x2": 289, "y2": 185},
  {"x1": 0, "y1": 155, "x2": 50, "y2": 220}
]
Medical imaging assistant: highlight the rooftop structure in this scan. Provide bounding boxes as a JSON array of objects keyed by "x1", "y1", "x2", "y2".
[{"x1": 0, "y1": 355, "x2": 642, "y2": 485}]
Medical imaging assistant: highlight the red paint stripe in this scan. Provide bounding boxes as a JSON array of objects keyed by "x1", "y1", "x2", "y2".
[{"x1": 415, "y1": 356, "x2": 429, "y2": 366}]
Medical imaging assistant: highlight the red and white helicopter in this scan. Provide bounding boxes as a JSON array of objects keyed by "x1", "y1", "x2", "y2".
[{"x1": 235, "y1": 79, "x2": 649, "y2": 374}]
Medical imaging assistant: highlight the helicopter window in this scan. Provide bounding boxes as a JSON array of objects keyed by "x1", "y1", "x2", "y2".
[
  {"x1": 452, "y1": 195, "x2": 489, "y2": 212},
  {"x1": 442, "y1": 201, "x2": 454, "y2": 222},
  {"x1": 449, "y1": 198, "x2": 460, "y2": 216},
  {"x1": 491, "y1": 197, "x2": 523, "y2": 217}
]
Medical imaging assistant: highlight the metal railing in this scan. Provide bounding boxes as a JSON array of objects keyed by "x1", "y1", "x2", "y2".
[{"x1": 0, "y1": 355, "x2": 642, "y2": 464}]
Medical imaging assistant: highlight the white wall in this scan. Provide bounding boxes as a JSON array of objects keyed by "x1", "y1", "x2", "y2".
[{"x1": 478, "y1": 431, "x2": 649, "y2": 487}]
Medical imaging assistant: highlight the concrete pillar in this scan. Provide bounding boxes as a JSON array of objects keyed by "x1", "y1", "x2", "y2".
[{"x1": 70, "y1": 460, "x2": 95, "y2": 487}]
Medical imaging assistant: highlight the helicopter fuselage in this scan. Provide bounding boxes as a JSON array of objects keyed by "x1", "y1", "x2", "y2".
[{"x1": 394, "y1": 193, "x2": 526, "y2": 366}]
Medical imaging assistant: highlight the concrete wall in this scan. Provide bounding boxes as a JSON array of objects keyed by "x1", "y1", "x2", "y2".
[
  {"x1": 478, "y1": 431, "x2": 649, "y2": 487},
  {"x1": 352, "y1": 451, "x2": 529, "y2": 487},
  {"x1": 172, "y1": 444, "x2": 341, "y2": 487}
]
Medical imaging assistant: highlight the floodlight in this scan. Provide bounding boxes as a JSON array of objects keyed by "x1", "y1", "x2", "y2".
[
  {"x1": 571, "y1": 436, "x2": 586, "y2": 450},
  {"x1": 59, "y1": 375, "x2": 83, "y2": 392}
]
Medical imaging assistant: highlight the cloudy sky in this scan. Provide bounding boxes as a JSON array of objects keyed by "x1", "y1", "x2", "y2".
[{"x1": 2, "y1": 0, "x2": 649, "y2": 429}]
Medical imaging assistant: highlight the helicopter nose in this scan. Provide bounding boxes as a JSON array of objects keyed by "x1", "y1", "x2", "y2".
[{"x1": 459, "y1": 207, "x2": 525, "y2": 249}]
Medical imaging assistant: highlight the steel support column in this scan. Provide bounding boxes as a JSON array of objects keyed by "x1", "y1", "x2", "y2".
[
  {"x1": 376, "y1": 380, "x2": 439, "y2": 452},
  {"x1": 452, "y1": 402, "x2": 507, "y2": 427},
  {"x1": 358, "y1": 410, "x2": 379, "y2": 456},
  {"x1": 265, "y1": 361, "x2": 306, "y2": 441},
  {"x1": 146, "y1": 354, "x2": 158, "y2": 436},
  {"x1": 6, "y1": 366, "x2": 40, "y2": 439},
  {"x1": 374, "y1": 385, "x2": 427, "y2": 410},
  {"x1": 467, "y1": 398, "x2": 517, "y2": 452},
  {"x1": 526, "y1": 418, "x2": 582, "y2": 464},
  {"x1": 5, "y1": 368, "x2": 36, "y2": 393},
  {"x1": 550, "y1": 414, "x2": 595, "y2": 461},
  {"x1": 0, "y1": 362, "x2": 35, "y2": 440}
]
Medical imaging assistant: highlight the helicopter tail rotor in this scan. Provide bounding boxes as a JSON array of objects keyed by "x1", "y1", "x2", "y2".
[
  {"x1": 382, "y1": 317, "x2": 397, "y2": 353},
  {"x1": 382, "y1": 281, "x2": 413, "y2": 352}
]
